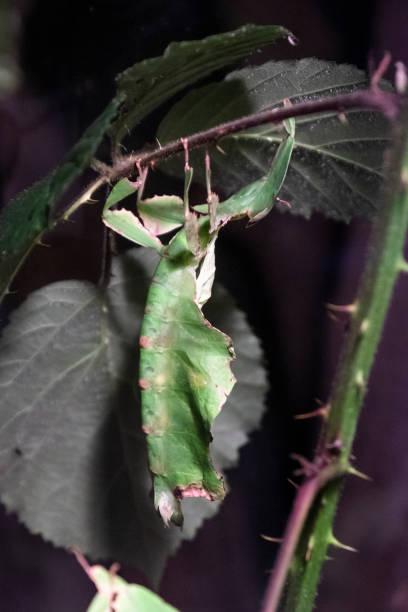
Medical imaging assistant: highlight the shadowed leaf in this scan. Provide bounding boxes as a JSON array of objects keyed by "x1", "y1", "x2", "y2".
[
  {"x1": 112, "y1": 24, "x2": 291, "y2": 143},
  {"x1": 158, "y1": 59, "x2": 392, "y2": 221},
  {"x1": 0, "y1": 248, "x2": 266, "y2": 585}
]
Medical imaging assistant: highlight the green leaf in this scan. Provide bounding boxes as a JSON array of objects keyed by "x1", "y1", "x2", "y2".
[
  {"x1": 86, "y1": 565, "x2": 179, "y2": 612},
  {"x1": 0, "y1": 248, "x2": 266, "y2": 585},
  {"x1": 157, "y1": 59, "x2": 392, "y2": 222},
  {"x1": 112, "y1": 24, "x2": 291, "y2": 143},
  {"x1": 0, "y1": 98, "x2": 120, "y2": 302}
]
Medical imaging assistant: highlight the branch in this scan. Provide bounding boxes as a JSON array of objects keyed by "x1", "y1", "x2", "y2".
[
  {"x1": 108, "y1": 88, "x2": 400, "y2": 179},
  {"x1": 262, "y1": 100, "x2": 408, "y2": 612},
  {"x1": 262, "y1": 461, "x2": 344, "y2": 612}
]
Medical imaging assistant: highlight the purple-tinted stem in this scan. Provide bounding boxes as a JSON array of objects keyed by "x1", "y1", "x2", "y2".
[
  {"x1": 110, "y1": 89, "x2": 399, "y2": 179},
  {"x1": 261, "y1": 464, "x2": 339, "y2": 612}
]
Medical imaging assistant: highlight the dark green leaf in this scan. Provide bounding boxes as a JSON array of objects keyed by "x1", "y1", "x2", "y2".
[
  {"x1": 112, "y1": 25, "x2": 291, "y2": 143},
  {"x1": 0, "y1": 99, "x2": 120, "y2": 302},
  {"x1": 0, "y1": 248, "x2": 266, "y2": 585},
  {"x1": 158, "y1": 59, "x2": 392, "y2": 221}
]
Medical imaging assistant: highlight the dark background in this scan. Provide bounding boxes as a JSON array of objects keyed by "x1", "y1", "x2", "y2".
[{"x1": 1, "y1": 1, "x2": 408, "y2": 610}]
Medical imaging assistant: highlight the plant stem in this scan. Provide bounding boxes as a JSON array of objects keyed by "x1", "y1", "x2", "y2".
[
  {"x1": 109, "y1": 89, "x2": 399, "y2": 179},
  {"x1": 261, "y1": 464, "x2": 343, "y2": 612},
  {"x1": 64, "y1": 88, "x2": 398, "y2": 217},
  {"x1": 61, "y1": 177, "x2": 107, "y2": 221},
  {"x1": 262, "y1": 101, "x2": 408, "y2": 612}
]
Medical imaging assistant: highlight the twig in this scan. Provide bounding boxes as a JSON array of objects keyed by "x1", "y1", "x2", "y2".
[
  {"x1": 109, "y1": 89, "x2": 399, "y2": 180},
  {"x1": 261, "y1": 463, "x2": 342, "y2": 612},
  {"x1": 61, "y1": 88, "x2": 399, "y2": 221}
]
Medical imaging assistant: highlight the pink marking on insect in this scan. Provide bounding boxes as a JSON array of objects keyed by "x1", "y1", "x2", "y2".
[
  {"x1": 139, "y1": 335, "x2": 152, "y2": 348},
  {"x1": 175, "y1": 484, "x2": 212, "y2": 501}
]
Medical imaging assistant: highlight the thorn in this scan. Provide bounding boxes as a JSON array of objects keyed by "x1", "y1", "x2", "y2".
[
  {"x1": 347, "y1": 464, "x2": 373, "y2": 482},
  {"x1": 295, "y1": 404, "x2": 330, "y2": 421},
  {"x1": 359, "y1": 318, "x2": 370, "y2": 335},
  {"x1": 327, "y1": 311, "x2": 340, "y2": 324},
  {"x1": 398, "y1": 258, "x2": 408, "y2": 273},
  {"x1": 370, "y1": 51, "x2": 392, "y2": 91},
  {"x1": 36, "y1": 239, "x2": 51, "y2": 247},
  {"x1": 306, "y1": 535, "x2": 315, "y2": 561},
  {"x1": 355, "y1": 370, "x2": 365, "y2": 390},
  {"x1": 326, "y1": 437, "x2": 343, "y2": 455},
  {"x1": 3, "y1": 287, "x2": 16, "y2": 296},
  {"x1": 155, "y1": 137, "x2": 162, "y2": 149},
  {"x1": 329, "y1": 535, "x2": 358, "y2": 553},
  {"x1": 338, "y1": 112, "x2": 348, "y2": 124},
  {"x1": 287, "y1": 33, "x2": 299, "y2": 47},
  {"x1": 326, "y1": 302, "x2": 357, "y2": 314},
  {"x1": 395, "y1": 61, "x2": 408, "y2": 94},
  {"x1": 261, "y1": 534, "x2": 283, "y2": 543},
  {"x1": 216, "y1": 144, "x2": 227, "y2": 155},
  {"x1": 291, "y1": 453, "x2": 318, "y2": 478},
  {"x1": 276, "y1": 197, "x2": 292, "y2": 209},
  {"x1": 287, "y1": 478, "x2": 299, "y2": 490}
]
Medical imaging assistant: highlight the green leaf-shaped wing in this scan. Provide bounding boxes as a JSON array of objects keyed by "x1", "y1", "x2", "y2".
[{"x1": 158, "y1": 58, "x2": 392, "y2": 221}]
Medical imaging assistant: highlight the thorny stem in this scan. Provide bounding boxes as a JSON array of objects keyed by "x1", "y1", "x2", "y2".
[
  {"x1": 70, "y1": 88, "x2": 399, "y2": 214},
  {"x1": 108, "y1": 89, "x2": 399, "y2": 180},
  {"x1": 262, "y1": 100, "x2": 408, "y2": 612},
  {"x1": 61, "y1": 176, "x2": 106, "y2": 221},
  {"x1": 262, "y1": 463, "x2": 343, "y2": 612}
]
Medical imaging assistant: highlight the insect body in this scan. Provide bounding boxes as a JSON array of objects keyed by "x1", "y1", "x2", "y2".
[{"x1": 102, "y1": 122, "x2": 294, "y2": 525}]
